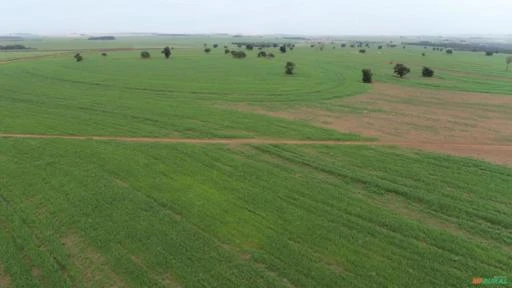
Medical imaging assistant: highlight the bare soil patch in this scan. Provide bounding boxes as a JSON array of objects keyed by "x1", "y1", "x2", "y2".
[
  {"x1": 61, "y1": 234, "x2": 127, "y2": 287},
  {"x1": 0, "y1": 264, "x2": 11, "y2": 288},
  {"x1": 236, "y1": 83, "x2": 512, "y2": 165}
]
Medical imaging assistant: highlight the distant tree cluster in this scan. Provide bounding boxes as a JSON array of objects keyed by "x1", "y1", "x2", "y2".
[
  {"x1": 405, "y1": 40, "x2": 512, "y2": 54},
  {"x1": 257, "y1": 51, "x2": 275, "y2": 59},
  {"x1": 88, "y1": 36, "x2": 116, "y2": 40},
  {"x1": 231, "y1": 42, "x2": 293, "y2": 49},
  {"x1": 0, "y1": 44, "x2": 29, "y2": 50}
]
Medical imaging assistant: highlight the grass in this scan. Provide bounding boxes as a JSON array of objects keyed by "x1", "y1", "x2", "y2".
[
  {"x1": 0, "y1": 36, "x2": 511, "y2": 288},
  {"x1": 0, "y1": 139, "x2": 510, "y2": 288}
]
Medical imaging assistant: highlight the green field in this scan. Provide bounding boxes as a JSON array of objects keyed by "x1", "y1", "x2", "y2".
[{"x1": 0, "y1": 36, "x2": 511, "y2": 288}]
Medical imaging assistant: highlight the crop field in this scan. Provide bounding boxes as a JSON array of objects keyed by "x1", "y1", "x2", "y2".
[{"x1": 0, "y1": 37, "x2": 511, "y2": 287}]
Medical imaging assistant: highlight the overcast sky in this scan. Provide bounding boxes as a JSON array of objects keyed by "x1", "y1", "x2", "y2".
[{"x1": 1, "y1": 0, "x2": 511, "y2": 35}]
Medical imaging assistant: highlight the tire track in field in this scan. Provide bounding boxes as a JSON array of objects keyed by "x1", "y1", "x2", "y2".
[{"x1": 1, "y1": 133, "x2": 512, "y2": 150}]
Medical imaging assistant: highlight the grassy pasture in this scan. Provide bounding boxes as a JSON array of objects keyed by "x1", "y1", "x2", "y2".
[
  {"x1": 0, "y1": 139, "x2": 511, "y2": 288},
  {"x1": 0, "y1": 36, "x2": 511, "y2": 287}
]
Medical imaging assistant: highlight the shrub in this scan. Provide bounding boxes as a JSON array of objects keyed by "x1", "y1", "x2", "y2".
[
  {"x1": 246, "y1": 44, "x2": 254, "y2": 50},
  {"x1": 485, "y1": 51, "x2": 494, "y2": 56},
  {"x1": 101, "y1": 53, "x2": 107, "y2": 56},
  {"x1": 394, "y1": 63, "x2": 410, "y2": 78},
  {"x1": 280, "y1": 45, "x2": 287, "y2": 53},
  {"x1": 446, "y1": 48, "x2": 453, "y2": 54},
  {"x1": 422, "y1": 66, "x2": 434, "y2": 77},
  {"x1": 204, "y1": 48, "x2": 211, "y2": 53},
  {"x1": 224, "y1": 49, "x2": 230, "y2": 54},
  {"x1": 231, "y1": 51, "x2": 247, "y2": 59},
  {"x1": 213, "y1": 44, "x2": 219, "y2": 48},
  {"x1": 359, "y1": 49, "x2": 366, "y2": 54},
  {"x1": 161, "y1": 46, "x2": 171, "y2": 59},
  {"x1": 257, "y1": 51, "x2": 267, "y2": 58},
  {"x1": 285, "y1": 61, "x2": 295, "y2": 75},
  {"x1": 378, "y1": 45, "x2": 383, "y2": 49},
  {"x1": 421, "y1": 52, "x2": 426, "y2": 56},
  {"x1": 74, "y1": 53, "x2": 83, "y2": 62},
  {"x1": 341, "y1": 44, "x2": 347, "y2": 48},
  {"x1": 267, "y1": 53, "x2": 275, "y2": 58},
  {"x1": 140, "y1": 51, "x2": 151, "y2": 59},
  {"x1": 362, "y1": 69, "x2": 373, "y2": 83}
]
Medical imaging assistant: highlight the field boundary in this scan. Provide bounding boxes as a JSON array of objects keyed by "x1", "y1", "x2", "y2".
[{"x1": 2, "y1": 133, "x2": 512, "y2": 150}]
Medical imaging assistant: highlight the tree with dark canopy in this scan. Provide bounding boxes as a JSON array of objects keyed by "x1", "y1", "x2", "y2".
[
  {"x1": 225, "y1": 49, "x2": 230, "y2": 54},
  {"x1": 394, "y1": 63, "x2": 410, "y2": 78},
  {"x1": 74, "y1": 53, "x2": 83, "y2": 62},
  {"x1": 285, "y1": 61, "x2": 295, "y2": 75},
  {"x1": 362, "y1": 69, "x2": 373, "y2": 83},
  {"x1": 213, "y1": 44, "x2": 219, "y2": 48},
  {"x1": 422, "y1": 67, "x2": 434, "y2": 77},
  {"x1": 257, "y1": 51, "x2": 267, "y2": 58},
  {"x1": 280, "y1": 45, "x2": 287, "y2": 53},
  {"x1": 161, "y1": 46, "x2": 172, "y2": 59},
  {"x1": 204, "y1": 48, "x2": 211, "y2": 53},
  {"x1": 359, "y1": 49, "x2": 366, "y2": 54},
  {"x1": 140, "y1": 51, "x2": 151, "y2": 59}
]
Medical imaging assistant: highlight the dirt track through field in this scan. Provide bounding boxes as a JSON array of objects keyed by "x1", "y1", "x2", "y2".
[{"x1": 1, "y1": 133, "x2": 512, "y2": 152}]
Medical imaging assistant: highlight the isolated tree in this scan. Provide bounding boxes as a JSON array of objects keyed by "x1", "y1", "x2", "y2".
[
  {"x1": 341, "y1": 44, "x2": 346, "y2": 48},
  {"x1": 273, "y1": 43, "x2": 278, "y2": 48},
  {"x1": 257, "y1": 51, "x2": 267, "y2": 58},
  {"x1": 213, "y1": 44, "x2": 219, "y2": 48},
  {"x1": 485, "y1": 51, "x2": 494, "y2": 56},
  {"x1": 446, "y1": 49, "x2": 453, "y2": 54},
  {"x1": 246, "y1": 44, "x2": 254, "y2": 50},
  {"x1": 101, "y1": 52, "x2": 107, "y2": 56},
  {"x1": 421, "y1": 52, "x2": 426, "y2": 56},
  {"x1": 378, "y1": 45, "x2": 383, "y2": 49},
  {"x1": 74, "y1": 53, "x2": 83, "y2": 62},
  {"x1": 422, "y1": 66, "x2": 434, "y2": 77},
  {"x1": 204, "y1": 48, "x2": 211, "y2": 53},
  {"x1": 506, "y1": 56, "x2": 512, "y2": 71},
  {"x1": 394, "y1": 63, "x2": 410, "y2": 78},
  {"x1": 362, "y1": 69, "x2": 373, "y2": 83},
  {"x1": 359, "y1": 49, "x2": 366, "y2": 54},
  {"x1": 140, "y1": 51, "x2": 151, "y2": 59},
  {"x1": 285, "y1": 61, "x2": 295, "y2": 75},
  {"x1": 161, "y1": 46, "x2": 172, "y2": 59},
  {"x1": 280, "y1": 45, "x2": 287, "y2": 53},
  {"x1": 310, "y1": 44, "x2": 316, "y2": 48},
  {"x1": 224, "y1": 49, "x2": 230, "y2": 54}
]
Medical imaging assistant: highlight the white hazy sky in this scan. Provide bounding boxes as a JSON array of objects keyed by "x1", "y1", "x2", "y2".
[{"x1": 1, "y1": 0, "x2": 511, "y2": 35}]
